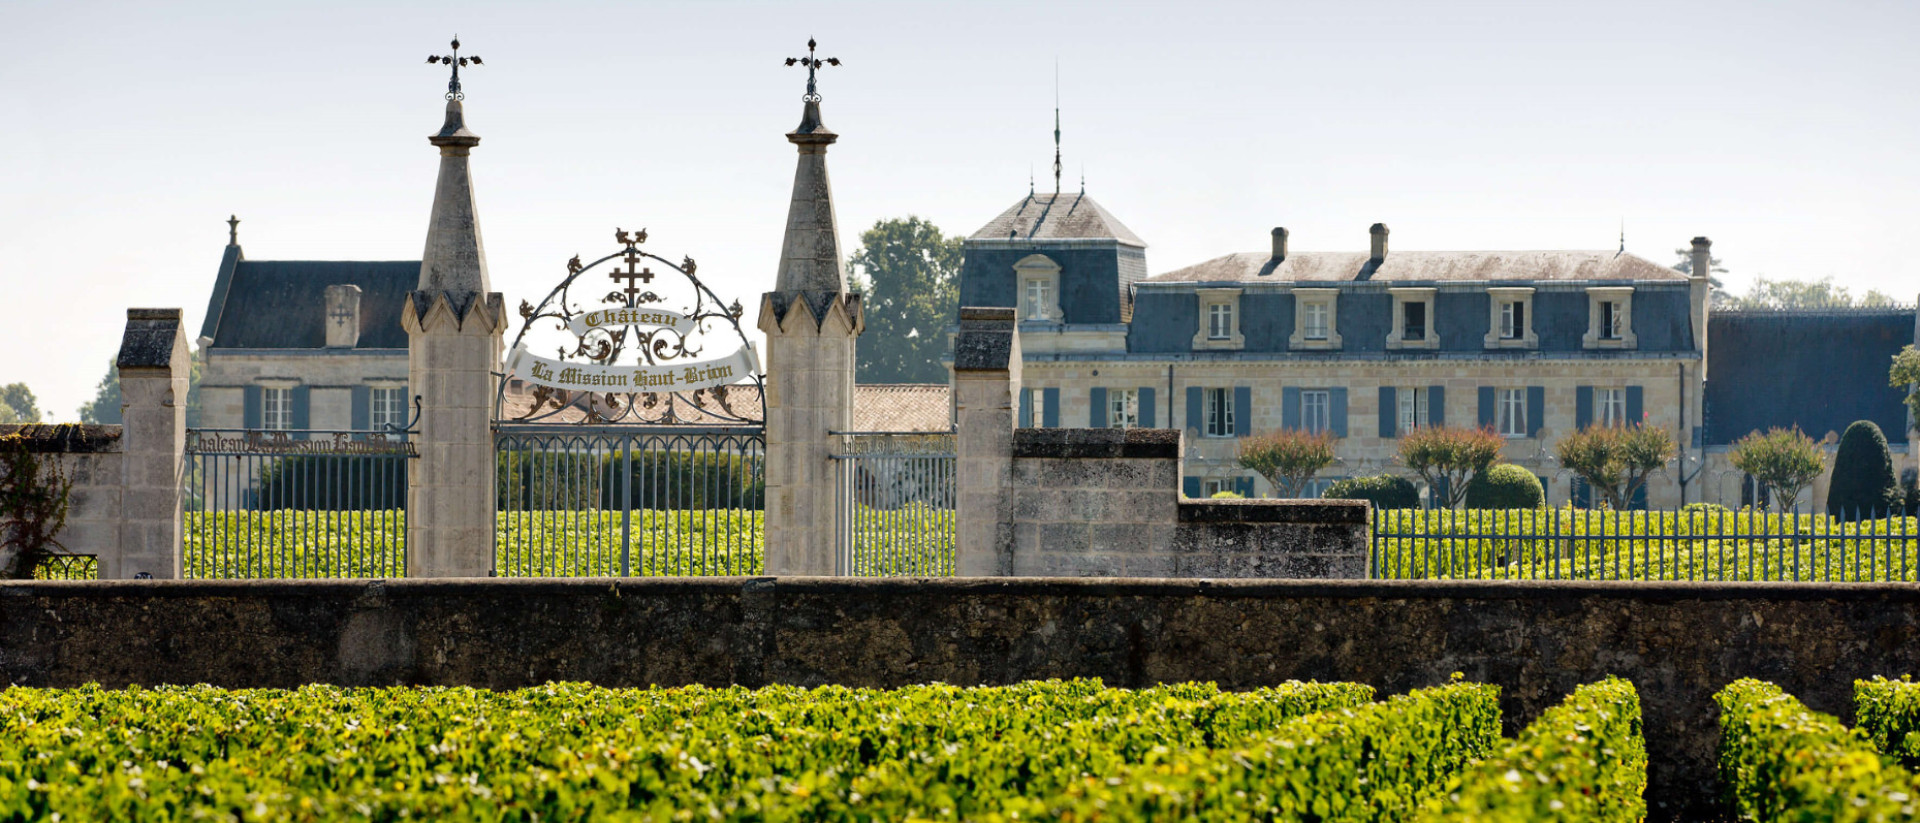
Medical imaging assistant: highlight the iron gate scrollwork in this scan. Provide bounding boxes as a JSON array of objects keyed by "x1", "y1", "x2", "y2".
[{"x1": 493, "y1": 228, "x2": 766, "y2": 577}]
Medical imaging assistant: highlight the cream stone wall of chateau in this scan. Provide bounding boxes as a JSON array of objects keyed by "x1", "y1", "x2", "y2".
[{"x1": 199, "y1": 352, "x2": 408, "y2": 430}]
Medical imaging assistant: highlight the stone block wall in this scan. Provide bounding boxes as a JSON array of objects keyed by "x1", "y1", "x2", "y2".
[
  {"x1": 0, "y1": 425, "x2": 123, "y2": 569},
  {"x1": 1174, "y1": 499, "x2": 1369, "y2": 578}
]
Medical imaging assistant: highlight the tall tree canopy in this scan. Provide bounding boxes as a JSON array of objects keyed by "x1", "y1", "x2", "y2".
[
  {"x1": 847, "y1": 216, "x2": 961, "y2": 383},
  {"x1": 0, "y1": 384, "x2": 41, "y2": 424},
  {"x1": 77, "y1": 352, "x2": 203, "y2": 427},
  {"x1": 1717, "y1": 275, "x2": 1900, "y2": 310}
]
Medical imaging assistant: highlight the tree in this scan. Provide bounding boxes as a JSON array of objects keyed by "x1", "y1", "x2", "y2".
[
  {"x1": 0, "y1": 384, "x2": 40, "y2": 424},
  {"x1": 1717, "y1": 276, "x2": 1900, "y2": 310},
  {"x1": 1556, "y1": 424, "x2": 1676, "y2": 510},
  {"x1": 1827, "y1": 420, "x2": 1901, "y2": 519},
  {"x1": 1891, "y1": 345, "x2": 1920, "y2": 437},
  {"x1": 1727, "y1": 427, "x2": 1825, "y2": 511},
  {"x1": 1397, "y1": 426, "x2": 1506, "y2": 510},
  {"x1": 77, "y1": 350, "x2": 204, "y2": 427},
  {"x1": 846, "y1": 216, "x2": 961, "y2": 383},
  {"x1": 1238, "y1": 429, "x2": 1338, "y2": 499},
  {"x1": 0, "y1": 429, "x2": 74, "y2": 578}
]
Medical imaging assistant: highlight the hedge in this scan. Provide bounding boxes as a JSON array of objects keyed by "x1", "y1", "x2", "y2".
[
  {"x1": 1716, "y1": 678, "x2": 1920, "y2": 821},
  {"x1": 1324, "y1": 474, "x2": 1421, "y2": 509},
  {"x1": 1418, "y1": 677, "x2": 1645, "y2": 822},
  {"x1": 1464, "y1": 464, "x2": 1544, "y2": 510},
  {"x1": 1855, "y1": 676, "x2": 1920, "y2": 772}
]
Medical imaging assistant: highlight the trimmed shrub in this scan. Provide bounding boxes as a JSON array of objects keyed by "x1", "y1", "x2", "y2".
[
  {"x1": 1682, "y1": 502, "x2": 1733, "y2": 516},
  {"x1": 1716, "y1": 678, "x2": 1920, "y2": 821},
  {"x1": 1829, "y1": 420, "x2": 1902, "y2": 519},
  {"x1": 1730, "y1": 426, "x2": 1827, "y2": 511},
  {"x1": 1399, "y1": 426, "x2": 1506, "y2": 509},
  {"x1": 1419, "y1": 677, "x2": 1646, "y2": 822},
  {"x1": 1324, "y1": 474, "x2": 1421, "y2": 509},
  {"x1": 1855, "y1": 676, "x2": 1920, "y2": 771},
  {"x1": 1209, "y1": 490, "x2": 1244, "y2": 499},
  {"x1": 1464, "y1": 464, "x2": 1544, "y2": 510},
  {"x1": 1239, "y1": 428, "x2": 1339, "y2": 498},
  {"x1": 1901, "y1": 468, "x2": 1919, "y2": 517}
]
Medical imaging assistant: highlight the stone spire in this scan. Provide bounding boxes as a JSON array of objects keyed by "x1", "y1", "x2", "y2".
[
  {"x1": 774, "y1": 38, "x2": 846, "y2": 297},
  {"x1": 418, "y1": 97, "x2": 490, "y2": 296}
]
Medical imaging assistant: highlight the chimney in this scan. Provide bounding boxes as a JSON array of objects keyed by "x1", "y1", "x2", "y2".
[
  {"x1": 1270, "y1": 227, "x2": 1289, "y2": 261},
  {"x1": 1690, "y1": 237, "x2": 1712, "y2": 280},
  {"x1": 1688, "y1": 236, "x2": 1711, "y2": 367},
  {"x1": 1369, "y1": 223, "x2": 1389, "y2": 261},
  {"x1": 325, "y1": 284, "x2": 362, "y2": 348}
]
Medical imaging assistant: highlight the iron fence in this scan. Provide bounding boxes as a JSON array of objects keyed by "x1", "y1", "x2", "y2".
[
  {"x1": 833, "y1": 432, "x2": 956, "y2": 576},
  {"x1": 493, "y1": 426, "x2": 764, "y2": 577},
  {"x1": 32, "y1": 554, "x2": 97, "y2": 580},
  {"x1": 183, "y1": 429, "x2": 412, "y2": 579},
  {"x1": 1370, "y1": 507, "x2": 1920, "y2": 582}
]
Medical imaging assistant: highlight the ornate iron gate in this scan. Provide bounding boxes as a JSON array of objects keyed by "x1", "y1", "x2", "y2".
[{"x1": 493, "y1": 228, "x2": 765, "y2": 577}]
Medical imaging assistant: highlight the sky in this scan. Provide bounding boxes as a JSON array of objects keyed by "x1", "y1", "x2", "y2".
[{"x1": 2, "y1": 0, "x2": 1917, "y2": 420}]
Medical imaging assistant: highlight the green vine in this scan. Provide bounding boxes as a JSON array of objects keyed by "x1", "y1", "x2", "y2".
[{"x1": 0, "y1": 426, "x2": 77, "y2": 579}]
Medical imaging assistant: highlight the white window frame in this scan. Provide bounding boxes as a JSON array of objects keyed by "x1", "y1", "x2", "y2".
[
  {"x1": 1497, "y1": 388, "x2": 1527, "y2": 438},
  {"x1": 1597, "y1": 387, "x2": 1627, "y2": 427},
  {"x1": 1290, "y1": 289, "x2": 1342, "y2": 349},
  {"x1": 261, "y1": 386, "x2": 294, "y2": 431},
  {"x1": 1209, "y1": 303, "x2": 1232, "y2": 339},
  {"x1": 1108, "y1": 388, "x2": 1138, "y2": 429},
  {"x1": 1023, "y1": 387, "x2": 1056, "y2": 428},
  {"x1": 1013, "y1": 254, "x2": 1063, "y2": 323},
  {"x1": 1203, "y1": 387, "x2": 1235, "y2": 438},
  {"x1": 1398, "y1": 387, "x2": 1429, "y2": 435},
  {"x1": 1301, "y1": 389, "x2": 1331, "y2": 434},
  {"x1": 1192, "y1": 288, "x2": 1245, "y2": 350},
  {"x1": 1583, "y1": 286, "x2": 1637, "y2": 349},
  {"x1": 1202, "y1": 478, "x2": 1228, "y2": 497},
  {"x1": 1387, "y1": 287, "x2": 1438, "y2": 350},
  {"x1": 370, "y1": 385, "x2": 408, "y2": 432},
  {"x1": 1484, "y1": 287, "x2": 1537, "y2": 349}
]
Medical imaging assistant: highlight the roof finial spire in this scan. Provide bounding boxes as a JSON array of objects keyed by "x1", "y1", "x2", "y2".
[
  {"x1": 425, "y1": 35, "x2": 482, "y2": 101},
  {"x1": 1052, "y1": 60, "x2": 1062, "y2": 195},
  {"x1": 785, "y1": 37, "x2": 841, "y2": 103},
  {"x1": 226, "y1": 215, "x2": 240, "y2": 246},
  {"x1": 1618, "y1": 218, "x2": 1626, "y2": 255}
]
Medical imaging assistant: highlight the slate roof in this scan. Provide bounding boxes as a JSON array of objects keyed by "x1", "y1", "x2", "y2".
[
  {"x1": 968, "y1": 192, "x2": 1146, "y2": 247},
  {"x1": 499, "y1": 381, "x2": 952, "y2": 432},
  {"x1": 1146, "y1": 250, "x2": 1688, "y2": 285},
  {"x1": 1703, "y1": 309, "x2": 1916, "y2": 446},
  {"x1": 205, "y1": 259, "x2": 419, "y2": 349}
]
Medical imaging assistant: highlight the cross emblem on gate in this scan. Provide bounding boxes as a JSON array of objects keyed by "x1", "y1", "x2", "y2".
[{"x1": 611, "y1": 226, "x2": 652, "y2": 304}]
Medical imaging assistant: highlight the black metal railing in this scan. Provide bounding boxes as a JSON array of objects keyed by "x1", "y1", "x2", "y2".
[{"x1": 832, "y1": 432, "x2": 956, "y2": 576}]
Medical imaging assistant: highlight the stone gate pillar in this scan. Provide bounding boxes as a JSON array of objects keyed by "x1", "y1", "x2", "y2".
[
  {"x1": 758, "y1": 88, "x2": 861, "y2": 576},
  {"x1": 401, "y1": 96, "x2": 506, "y2": 578},
  {"x1": 110, "y1": 308, "x2": 188, "y2": 579},
  {"x1": 952, "y1": 307, "x2": 1021, "y2": 577}
]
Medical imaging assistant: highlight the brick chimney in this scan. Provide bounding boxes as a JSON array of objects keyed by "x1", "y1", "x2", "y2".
[
  {"x1": 1271, "y1": 227, "x2": 1289, "y2": 261},
  {"x1": 1370, "y1": 223, "x2": 1389, "y2": 261}
]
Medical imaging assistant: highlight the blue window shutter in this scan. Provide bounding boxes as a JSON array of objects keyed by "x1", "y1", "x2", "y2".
[
  {"x1": 1042, "y1": 388, "x2": 1060, "y2": 428},
  {"x1": 1378, "y1": 386, "x2": 1397, "y2": 438},
  {"x1": 1233, "y1": 386, "x2": 1252, "y2": 437},
  {"x1": 1691, "y1": 426, "x2": 1703, "y2": 449},
  {"x1": 1575, "y1": 386, "x2": 1593, "y2": 431},
  {"x1": 1428, "y1": 385, "x2": 1445, "y2": 426},
  {"x1": 1572, "y1": 478, "x2": 1591, "y2": 508},
  {"x1": 1138, "y1": 387, "x2": 1156, "y2": 428},
  {"x1": 1185, "y1": 387, "x2": 1202, "y2": 433},
  {"x1": 1282, "y1": 387, "x2": 1302, "y2": 429},
  {"x1": 1183, "y1": 476, "x2": 1201, "y2": 498},
  {"x1": 243, "y1": 385, "x2": 262, "y2": 429},
  {"x1": 1089, "y1": 387, "x2": 1107, "y2": 428},
  {"x1": 1235, "y1": 476, "x2": 1255, "y2": 497},
  {"x1": 1477, "y1": 386, "x2": 1496, "y2": 429},
  {"x1": 1527, "y1": 386, "x2": 1545, "y2": 438},
  {"x1": 1626, "y1": 385, "x2": 1644, "y2": 427},
  {"x1": 1331, "y1": 387, "x2": 1348, "y2": 438},
  {"x1": 351, "y1": 385, "x2": 371, "y2": 432},
  {"x1": 1018, "y1": 389, "x2": 1032, "y2": 428},
  {"x1": 291, "y1": 386, "x2": 311, "y2": 439},
  {"x1": 1631, "y1": 483, "x2": 1648, "y2": 510}
]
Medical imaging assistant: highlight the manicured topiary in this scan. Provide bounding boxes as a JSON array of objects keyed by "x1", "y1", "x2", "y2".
[
  {"x1": 1827, "y1": 420, "x2": 1901, "y2": 520},
  {"x1": 1323, "y1": 474, "x2": 1420, "y2": 509},
  {"x1": 1901, "y1": 468, "x2": 1919, "y2": 517},
  {"x1": 1464, "y1": 464, "x2": 1543, "y2": 510}
]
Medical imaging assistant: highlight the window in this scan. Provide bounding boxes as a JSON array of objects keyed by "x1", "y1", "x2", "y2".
[
  {"x1": 1497, "y1": 388, "x2": 1527, "y2": 438},
  {"x1": 1583, "y1": 286, "x2": 1635, "y2": 349},
  {"x1": 1022, "y1": 388, "x2": 1055, "y2": 428},
  {"x1": 1202, "y1": 478, "x2": 1227, "y2": 497},
  {"x1": 1599, "y1": 301, "x2": 1621, "y2": 340},
  {"x1": 262, "y1": 387, "x2": 293, "y2": 431},
  {"x1": 1108, "y1": 388, "x2": 1138, "y2": 429},
  {"x1": 371, "y1": 386, "x2": 407, "y2": 432},
  {"x1": 1387, "y1": 287, "x2": 1436, "y2": 349},
  {"x1": 1204, "y1": 388, "x2": 1234, "y2": 437},
  {"x1": 1024, "y1": 278, "x2": 1052, "y2": 321},
  {"x1": 1290, "y1": 289, "x2": 1342, "y2": 349},
  {"x1": 1398, "y1": 387, "x2": 1430, "y2": 435},
  {"x1": 1501, "y1": 301, "x2": 1524, "y2": 339},
  {"x1": 1208, "y1": 303, "x2": 1233, "y2": 340},
  {"x1": 1302, "y1": 390, "x2": 1331, "y2": 434},
  {"x1": 1013, "y1": 254, "x2": 1061, "y2": 322},
  {"x1": 1485, "y1": 286, "x2": 1536, "y2": 349},
  {"x1": 1403, "y1": 302, "x2": 1426, "y2": 341},
  {"x1": 1303, "y1": 302, "x2": 1329, "y2": 340},
  {"x1": 1596, "y1": 388, "x2": 1626, "y2": 427}
]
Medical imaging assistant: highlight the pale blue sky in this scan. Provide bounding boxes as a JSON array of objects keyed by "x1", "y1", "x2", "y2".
[{"x1": 3, "y1": 0, "x2": 1916, "y2": 418}]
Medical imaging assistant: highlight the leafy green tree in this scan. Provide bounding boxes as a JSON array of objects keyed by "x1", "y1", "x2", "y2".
[
  {"x1": 76, "y1": 351, "x2": 203, "y2": 427},
  {"x1": 0, "y1": 384, "x2": 40, "y2": 424},
  {"x1": 1717, "y1": 276, "x2": 1900, "y2": 310},
  {"x1": 1671, "y1": 247, "x2": 1729, "y2": 279},
  {"x1": 1555, "y1": 424, "x2": 1676, "y2": 510},
  {"x1": 847, "y1": 216, "x2": 961, "y2": 383},
  {"x1": 1238, "y1": 429, "x2": 1338, "y2": 498},
  {"x1": 1828, "y1": 420, "x2": 1901, "y2": 519},
  {"x1": 1891, "y1": 345, "x2": 1920, "y2": 437},
  {"x1": 1397, "y1": 426, "x2": 1506, "y2": 509},
  {"x1": 1728, "y1": 427, "x2": 1826, "y2": 511}
]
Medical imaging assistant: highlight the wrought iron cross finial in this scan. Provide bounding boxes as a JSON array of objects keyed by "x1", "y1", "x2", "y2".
[
  {"x1": 226, "y1": 215, "x2": 240, "y2": 246},
  {"x1": 783, "y1": 37, "x2": 840, "y2": 103},
  {"x1": 425, "y1": 35, "x2": 483, "y2": 100}
]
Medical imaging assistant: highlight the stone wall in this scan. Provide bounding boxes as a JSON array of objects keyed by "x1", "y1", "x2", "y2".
[
  {"x1": 0, "y1": 425, "x2": 123, "y2": 567},
  {"x1": 7, "y1": 577, "x2": 1920, "y2": 820}
]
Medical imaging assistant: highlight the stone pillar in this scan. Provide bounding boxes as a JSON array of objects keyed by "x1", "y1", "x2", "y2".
[
  {"x1": 110, "y1": 308, "x2": 187, "y2": 579},
  {"x1": 401, "y1": 96, "x2": 505, "y2": 578},
  {"x1": 953, "y1": 307, "x2": 1021, "y2": 577}
]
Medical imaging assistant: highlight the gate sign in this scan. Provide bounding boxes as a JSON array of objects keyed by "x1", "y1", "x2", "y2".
[
  {"x1": 566, "y1": 306, "x2": 699, "y2": 337},
  {"x1": 507, "y1": 343, "x2": 759, "y2": 394}
]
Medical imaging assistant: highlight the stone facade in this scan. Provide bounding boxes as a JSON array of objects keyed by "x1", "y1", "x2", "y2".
[{"x1": 115, "y1": 309, "x2": 189, "y2": 579}]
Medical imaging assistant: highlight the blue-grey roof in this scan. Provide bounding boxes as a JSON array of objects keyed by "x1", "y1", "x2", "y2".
[
  {"x1": 204, "y1": 259, "x2": 418, "y2": 349},
  {"x1": 1704, "y1": 309, "x2": 1916, "y2": 445},
  {"x1": 968, "y1": 192, "x2": 1146, "y2": 246},
  {"x1": 1148, "y1": 250, "x2": 1687, "y2": 284}
]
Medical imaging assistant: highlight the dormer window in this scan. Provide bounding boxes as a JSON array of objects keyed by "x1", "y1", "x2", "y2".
[
  {"x1": 1304, "y1": 303, "x2": 1329, "y2": 338},
  {"x1": 1484, "y1": 287, "x2": 1537, "y2": 349},
  {"x1": 1583, "y1": 286, "x2": 1637, "y2": 349},
  {"x1": 1387, "y1": 287, "x2": 1437, "y2": 350},
  {"x1": 1012, "y1": 254, "x2": 1062, "y2": 322},
  {"x1": 1290, "y1": 289, "x2": 1342, "y2": 349},
  {"x1": 1191, "y1": 288, "x2": 1245, "y2": 350},
  {"x1": 1025, "y1": 278, "x2": 1052, "y2": 321},
  {"x1": 1600, "y1": 301, "x2": 1622, "y2": 339}
]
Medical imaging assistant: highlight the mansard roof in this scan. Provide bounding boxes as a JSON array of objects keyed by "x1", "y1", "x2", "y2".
[
  {"x1": 203, "y1": 258, "x2": 418, "y2": 349},
  {"x1": 968, "y1": 192, "x2": 1146, "y2": 247},
  {"x1": 1146, "y1": 250, "x2": 1688, "y2": 285}
]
